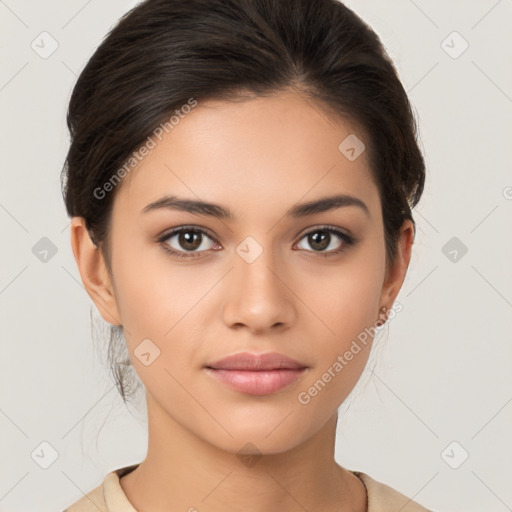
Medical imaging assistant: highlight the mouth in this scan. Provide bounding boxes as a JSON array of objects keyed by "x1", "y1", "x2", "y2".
[
  {"x1": 204, "y1": 351, "x2": 308, "y2": 395},
  {"x1": 204, "y1": 368, "x2": 307, "y2": 395}
]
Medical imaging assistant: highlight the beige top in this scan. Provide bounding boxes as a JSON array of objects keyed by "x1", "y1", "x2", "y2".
[{"x1": 63, "y1": 464, "x2": 433, "y2": 511}]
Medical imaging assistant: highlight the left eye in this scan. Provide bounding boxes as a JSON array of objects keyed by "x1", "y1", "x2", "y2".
[{"x1": 296, "y1": 227, "x2": 354, "y2": 255}]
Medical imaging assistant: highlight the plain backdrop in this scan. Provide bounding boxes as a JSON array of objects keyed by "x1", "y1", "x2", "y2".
[{"x1": 0, "y1": 1, "x2": 511, "y2": 511}]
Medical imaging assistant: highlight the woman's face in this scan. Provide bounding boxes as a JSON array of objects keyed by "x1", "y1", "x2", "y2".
[{"x1": 73, "y1": 89, "x2": 412, "y2": 455}]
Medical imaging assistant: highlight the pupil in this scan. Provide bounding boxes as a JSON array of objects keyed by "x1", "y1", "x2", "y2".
[
  {"x1": 310, "y1": 231, "x2": 329, "y2": 251},
  {"x1": 180, "y1": 231, "x2": 201, "y2": 250}
]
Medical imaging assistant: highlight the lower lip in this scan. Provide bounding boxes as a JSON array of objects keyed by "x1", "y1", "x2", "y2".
[{"x1": 205, "y1": 368, "x2": 307, "y2": 395}]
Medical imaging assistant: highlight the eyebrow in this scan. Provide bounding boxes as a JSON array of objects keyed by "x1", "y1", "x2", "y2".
[{"x1": 141, "y1": 193, "x2": 370, "y2": 220}]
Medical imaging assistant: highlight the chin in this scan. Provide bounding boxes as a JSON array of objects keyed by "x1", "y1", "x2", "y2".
[{"x1": 195, "y1": 417, "x2": 320, "y2": 458}]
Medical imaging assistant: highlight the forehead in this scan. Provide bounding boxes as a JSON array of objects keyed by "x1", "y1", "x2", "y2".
[{"x1": 113, "y1": 90, "x2": 379, "y2": 220}]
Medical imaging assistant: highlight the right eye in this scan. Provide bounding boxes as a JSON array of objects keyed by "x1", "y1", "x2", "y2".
[{"x1": 158, "y1": 226, "x2": 220, "y2": 259}]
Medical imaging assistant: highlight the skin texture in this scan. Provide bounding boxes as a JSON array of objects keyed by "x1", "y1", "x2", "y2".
[{"x1": 70, "y1": 89, "x2": 414, "y2": 512}]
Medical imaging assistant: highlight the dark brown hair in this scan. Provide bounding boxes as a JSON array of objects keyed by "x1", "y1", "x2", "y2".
[{"x1": 61, "y1": 0, "x2": 426, "y2": 403}]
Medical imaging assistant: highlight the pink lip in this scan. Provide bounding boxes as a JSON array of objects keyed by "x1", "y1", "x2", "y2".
[
  {"x1": 205, "y1": 352, "x2": 308, "y2": 396},
  {"x1": 205, "y1": 368, "x2": 307, "y2": 395},
  {"x1": 206, "y1": 351, "x2": 307, "y2": 371}
]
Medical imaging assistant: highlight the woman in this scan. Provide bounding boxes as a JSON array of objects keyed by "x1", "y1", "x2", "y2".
[{"x1": 62, "y1": 0, "x2": 432, "y2": 510}]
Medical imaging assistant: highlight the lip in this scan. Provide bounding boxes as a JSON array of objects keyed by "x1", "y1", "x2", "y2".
[
  {"x1": 205, "y1": 352, "x2": 309, "y2": 396},
  {"x1": 206, "y1": 351, "x2": 307, "y2": 371}
]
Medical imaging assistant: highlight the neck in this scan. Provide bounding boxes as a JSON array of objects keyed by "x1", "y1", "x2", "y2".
[{"x1": 119, "y1": 393, "x2": 367, "y2": 512}]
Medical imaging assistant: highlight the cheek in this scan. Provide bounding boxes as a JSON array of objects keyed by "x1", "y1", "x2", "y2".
[
  {"x1": 295, "y1": 251, "x2": 384, "y2": 394},
  {"x1": 111, "y1": 233, "x2": 192, "y2": 331},
  {"x1": 110, "y1": 243, "x2": 216, "y2": 375},
  {"x1": 303, "y1": 254, "x2": 384, "y2": 341}
]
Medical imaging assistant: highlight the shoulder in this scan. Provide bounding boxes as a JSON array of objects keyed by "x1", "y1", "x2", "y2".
[
  {"x1": 352, "y1": 471, "x2": 433, "y2": 512},
  {"x1": 62, "y1": 480, "x2": 107, "y2": 512},
  {"x1": 62, "y1": 464, "x2": 140, "y2": 512}
]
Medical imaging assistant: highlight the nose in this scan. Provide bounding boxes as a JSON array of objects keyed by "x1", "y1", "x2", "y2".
[{"x1": 221, "y1": 244, "x2": 296, "y2": 334}]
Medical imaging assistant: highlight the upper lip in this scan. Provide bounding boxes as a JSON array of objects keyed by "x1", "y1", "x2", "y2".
[{"x1": 206, "y1": 352, "x2": 308, "y2": 371}]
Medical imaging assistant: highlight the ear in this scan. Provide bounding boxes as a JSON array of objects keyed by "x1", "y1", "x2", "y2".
[
  {"x1": 378, "y1": 219, "x2": 415, "y2": 312},
  {"x1": 70, "y1": 217, "x2": 122, "y2": 326}
]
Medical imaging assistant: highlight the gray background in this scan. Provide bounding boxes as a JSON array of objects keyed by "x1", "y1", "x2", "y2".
[{"x1": 1, "y1": 1, "x2": 511, "y2": 511}]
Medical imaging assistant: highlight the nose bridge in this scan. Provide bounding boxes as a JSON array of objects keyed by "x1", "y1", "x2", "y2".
[
  {"x1": 235, "y1": 233, "x2": 281, "y2": 296},
  {"x1": 222, "y1": 233, "x2": 294, "y2": 330},
  {"x1": 237, "y1": 227, "x2": 290, "y2": 280}
]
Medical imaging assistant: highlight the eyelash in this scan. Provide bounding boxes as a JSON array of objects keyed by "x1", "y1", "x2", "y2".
[{"x1": 157, "y1": 225, "x2": 356, "y2": 260}]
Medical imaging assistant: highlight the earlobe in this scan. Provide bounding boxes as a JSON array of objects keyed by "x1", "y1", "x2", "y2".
[
  {"x1": 70, "y1": 217, "x2": 122, "y2": 326},
  {"x1": 378, "y1": 220, "x2": 415, "y2": 318}
]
